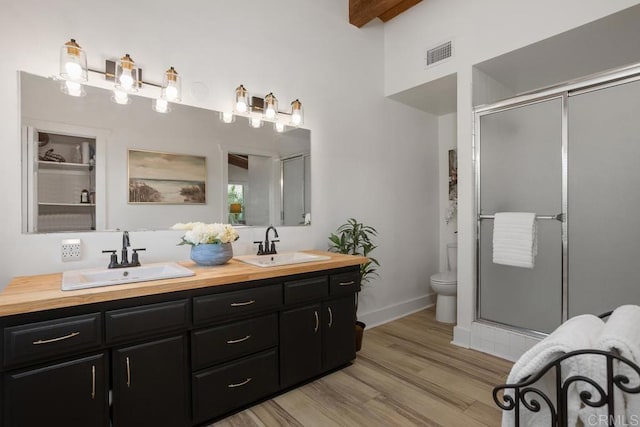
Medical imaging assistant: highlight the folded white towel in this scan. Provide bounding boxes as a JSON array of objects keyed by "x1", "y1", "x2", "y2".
[
  {"x1": 493, "y1": 212, "x2": 537, "y2": 269},
  {"x1": 579, "y1": 305, "x2": 640, "y2": 426},
  {"x1": 501, "y1": 314, "x2": 605, "y2": 427}
]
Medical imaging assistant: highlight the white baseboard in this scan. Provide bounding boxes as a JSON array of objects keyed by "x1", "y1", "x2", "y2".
[
  {"x1": 357, "y1": 293, "x2": 436, "y2": 329},
  {"x1": 452, "y1": 325, "x2": 471, "y2": 348}
]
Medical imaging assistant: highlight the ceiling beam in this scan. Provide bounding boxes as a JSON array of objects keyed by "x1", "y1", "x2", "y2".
[{"x1": 349, "y1": 0, "x2": 422, "y2": 28}]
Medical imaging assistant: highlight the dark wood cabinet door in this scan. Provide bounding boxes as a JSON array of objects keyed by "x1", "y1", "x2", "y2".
[
  {"x1": 280, "y1": 303, "x2": 322, "y2": 388},
  {"x1": 112, "y1": 335, "x2": 188, "y2": 427},
  {"x1": 323, "y1": 295, "x2": 356, "y2": 370},
  {"x1": 4, "y1": 353, "x2": 108, "y2": 427}
]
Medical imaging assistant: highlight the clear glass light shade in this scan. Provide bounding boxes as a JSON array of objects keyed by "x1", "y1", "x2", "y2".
[
  {"x1": 115, "y1": 54, "x2": 139, "y2": 93},
  {"x1": 112, "y1": 89, "x2": 131, "y2": 105},
  {"x1": 290, "y1": 99, "x2": 303, "y2": 126},
  {"x1": 161, "y1": 67, "x2": 181, "y2": 102},
  {"x1": 274, "y1": 122, "x2": 285, "y2": 133},
  {"x1": 59, "y1": 39, "x2": 88, "y2": 82},
  {"x1": 220, "y1": 112, "x2": 235, "y2": 123},
  {"x1": 263, "y1": 93, "x2": 278, "y2": 120},
  {"x1": 234, "y1": 84, "x2": 249, "y2": 113},
  {"x1": 153, "y1": 98, "x2": 170, "y2": 113},
  {"x1": 60, "y1": 80, "x2": 86, "y2": 97},
  {"x1": 249, "y1": 116, "x2": 263, "y2": 128}
]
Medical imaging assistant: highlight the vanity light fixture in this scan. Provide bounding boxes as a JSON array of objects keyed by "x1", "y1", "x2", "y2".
[
  {"x1": 290, "y1": 99, "x2": 304, "y2": 126},
  {"x1": 223, "y1": 84, "x2": 304, "y2": 132},
  {"x1": 161, "y1": 67, "x2": 181, "y2": 102},
  {"x1": 220, "y1": 112, "x2": 235, "y2": 123},
  {"x1": 112, "y1": 88, "x2": 131, "y2": 105},
  {"x1": 152, "y1": 98, "x2": 170, "y2": 113},
  {"x1": 115, "y1": 54, "x2": 139, "y2": 93},
  {"x1": 263, "y1": 93, "x2": 278, "y2": 120},
  {"x1": 59, "y1": 39, "x2": 88, "y2": 97},
  {"x1": 234, "y1": 84, "x2": 249, "y2": 113}
]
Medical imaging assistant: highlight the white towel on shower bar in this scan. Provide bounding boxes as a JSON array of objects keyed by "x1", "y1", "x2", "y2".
[
  {"x1": 501, "y1": 314, "x2": 605, "y2": 427},
  {"x1": 492, "y1": 212, "x2": 537, "y2": 269}
]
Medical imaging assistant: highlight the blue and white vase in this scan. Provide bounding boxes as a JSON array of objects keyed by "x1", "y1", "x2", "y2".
[{"x1": 190, "y1": 243, "x2": 233, "y2": 266}]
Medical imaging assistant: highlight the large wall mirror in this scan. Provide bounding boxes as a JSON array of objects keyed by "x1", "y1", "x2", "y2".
[{"x1": 20, "y1": 71, "x2": 311, "y2": 233}]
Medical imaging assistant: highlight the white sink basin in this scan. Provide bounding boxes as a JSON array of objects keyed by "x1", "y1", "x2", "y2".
[
  {"x1": 62, "y1": 262, "x2": 195, "y2": 291},
  {"x1": 235, "y1": 252, "x2": 330, "y2": 268}
]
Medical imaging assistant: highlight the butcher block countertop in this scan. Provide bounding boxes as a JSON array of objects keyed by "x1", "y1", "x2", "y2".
[{"x1": 0, "y1": 251, "x2": 366, "y2": 317}]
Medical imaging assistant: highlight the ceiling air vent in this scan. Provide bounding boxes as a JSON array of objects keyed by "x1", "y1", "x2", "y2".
[{"x1": 426, "y1": 41, "x2": 453, "y2": 67}]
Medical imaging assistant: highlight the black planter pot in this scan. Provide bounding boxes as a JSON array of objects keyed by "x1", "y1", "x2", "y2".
[{"x1": 355, "y1": 321, "x2": 366, "y2": 352}]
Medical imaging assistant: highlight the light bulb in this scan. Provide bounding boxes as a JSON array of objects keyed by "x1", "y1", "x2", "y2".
[
  {"x1": 236, "y1": 100, "x2": 248, "y2": 113},
  {"x1": 274, "y1": 122, "x2": 285, "y2": 133},
  {"x1": 291, "y1": 111, "x2": 302, "y2": 126},
  {"x1": 65, "y1": 81, "x2": 83, "y2": 97},
  {"x1": 65, "y1": 62, "x2": 83, "y2": 80},
  {"x1": 154, "y1": 98, "x2": 169, "y2": 113},
  {"x1": 249, "y1": 117, "x2": 262, "y2": 128},
  {"x1": 265, "y1": 106, "x2": 277, "y2": 119},
  {"x1": 165, "y1": 85, "x2": 178, "y2": 101},
  {"x1": 113, "y1": 89, "x2": 129, "y2": 105},
  {"x1": 221, "y1": 112, "x2": 234, "y2": 123},
  {"x1": 119, "y1": 70, "x2": 134, "y2": 90}
]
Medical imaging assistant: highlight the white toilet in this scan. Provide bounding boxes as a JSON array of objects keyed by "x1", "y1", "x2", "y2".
[{"x1": 430, "y1": 243, "x2": 457, "y2": 323}]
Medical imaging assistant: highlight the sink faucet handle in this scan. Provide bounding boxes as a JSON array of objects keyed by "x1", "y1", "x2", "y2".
[
  {"x1": 131, "y1": 248, "x2": 146, "y2": 267},
  {"x1": 269, "y1": 240, "x2": 279, "y2": 255},
  {"x1": 253, "y1": 241, "x2": 264, "y2": 255},
  {"x1": 102, "y1": 250, "x2": 118, "y2": 269}
]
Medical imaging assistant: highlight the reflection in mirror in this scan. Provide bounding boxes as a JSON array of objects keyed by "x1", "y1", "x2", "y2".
[{"x1": 19, "y1": 71, "x2": 311, "y2": 233}]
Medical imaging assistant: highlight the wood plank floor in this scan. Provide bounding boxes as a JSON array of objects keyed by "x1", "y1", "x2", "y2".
[{"x1": 212, "y1": 307, "x2": 514, "y2": 426}]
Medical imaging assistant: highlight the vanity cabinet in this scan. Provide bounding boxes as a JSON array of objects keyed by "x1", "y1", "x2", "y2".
[
  {"x1": 112, "y1": 335, "x2": 188, "y2": 427},
  {"x1": 0, "y1": 262, "x2": 361, "y2": 427},
  {"x1": 279, "y1": 272, "x2": 358, "y2": 389},
  {"x1": 4, "y1": 353, "x2": 108, "y2": 427}
]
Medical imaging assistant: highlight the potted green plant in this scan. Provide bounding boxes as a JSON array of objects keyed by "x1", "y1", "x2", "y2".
[{"x1": 328, "y1": 218, "x2": 380, "y2": 352}]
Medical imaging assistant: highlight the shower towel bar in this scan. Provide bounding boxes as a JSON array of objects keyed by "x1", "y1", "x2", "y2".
[{"x1": 479, "y1": 213, "x2": 564, "y2": 221}]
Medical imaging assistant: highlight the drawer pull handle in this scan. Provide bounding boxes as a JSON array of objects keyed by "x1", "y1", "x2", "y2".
[
  {"x1": 32, "y1": 331, "x2": 80, "y2": 345},
  {"x1": 230, "y1": 300, "x2": 255, "y2": 307},
  {"x1": 228, "y1": 377, "x2": 252, "y2": 388},
  {"x1": 328, "y1": 307, "x2": 333, "y2": 327},
  {"x1": 91, "y1": 365, "x2": 96, "y2": 399},
  {"x1": 339, "y1": 281, "x2": 355, "y2": 286},
  {"x1": 314, "y1": 310, "x2": 319, "y2": 333},
  {"x1": 126, "y1": 356, "x2": 131, "y2": 388},
  {"x1": 227, "y1": 335, "x2": 251, "y2": 344}
]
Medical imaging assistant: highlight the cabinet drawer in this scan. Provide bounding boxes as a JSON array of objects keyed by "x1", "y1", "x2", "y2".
[
  {"x1": 106, "y1": 300, "x2": 189, "y2": 344},
  {"x1": 329, "y1": 270, "x2": 361, "y2": 296},
  {"x1": 284, "y1": 276, "x2": 328, "y2": 304},
  {"x1": 192, "y1": 314, "x2": 277, "y2": 370},
  {"x1": 193, "y1": 284, "x2": 282, "y2": 325},
  {"x1": 192, "y1": 349, "x2": 278, "y2": 424},
  {"x1": 4, "y1": 313, "x2": 102, "y2": 367}
]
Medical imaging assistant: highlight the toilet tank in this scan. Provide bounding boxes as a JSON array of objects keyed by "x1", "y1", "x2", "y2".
[{"x1": 446, "y1": 243, "x2": 457, "y2": 271}]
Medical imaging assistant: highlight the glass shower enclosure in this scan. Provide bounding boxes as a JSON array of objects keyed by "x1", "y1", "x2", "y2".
[{"x1": 475, "y1": 65, "x2": 640, "y2": 334}]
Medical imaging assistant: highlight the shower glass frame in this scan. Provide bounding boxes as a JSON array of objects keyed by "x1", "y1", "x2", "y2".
[{"x1": 473, "y1": 62, "x2": 640, "y2": 336}]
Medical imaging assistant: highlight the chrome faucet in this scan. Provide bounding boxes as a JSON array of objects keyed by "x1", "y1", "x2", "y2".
[
  {"x1": 254, "y1": 226, "x2": 279, "y2": 255},
  {"x1": 102, "y1": 231, "x2": 146, "y2": 268}
]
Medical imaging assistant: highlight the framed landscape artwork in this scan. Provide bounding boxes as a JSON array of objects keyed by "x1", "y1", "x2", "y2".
[{"x1": 128, "y1": 149, "x2": 206, "y2": 204}]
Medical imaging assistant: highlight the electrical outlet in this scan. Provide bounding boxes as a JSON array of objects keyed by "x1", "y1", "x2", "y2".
[{"x1": 61, "y1": 239, "x2": 82, "y2": 262}]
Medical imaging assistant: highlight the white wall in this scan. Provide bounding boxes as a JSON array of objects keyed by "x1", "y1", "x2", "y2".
[
  {"x1": 0, "y1": 1, "x2": 439, "y2": 327},
  {"x1": 382, "y1": 0, "x2": 640, "y2": 347}
]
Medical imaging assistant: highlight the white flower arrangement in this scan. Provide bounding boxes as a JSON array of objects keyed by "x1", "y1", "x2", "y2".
[{"x1": 172, "y1": 222, "x2": 239, "y2": 246}]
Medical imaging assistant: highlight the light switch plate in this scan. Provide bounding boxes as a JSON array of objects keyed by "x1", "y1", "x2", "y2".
[{"x1": 61, "y1": 239, "x2": 82, "y2": 262}]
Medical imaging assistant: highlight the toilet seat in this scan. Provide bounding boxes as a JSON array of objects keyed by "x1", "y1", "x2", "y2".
[{"x1": 430, "y1": 270, "x2": 457, "y2": 285}]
